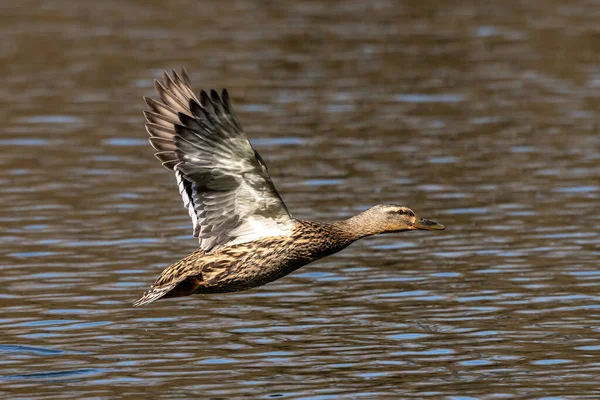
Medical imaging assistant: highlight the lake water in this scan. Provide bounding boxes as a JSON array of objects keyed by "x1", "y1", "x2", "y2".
[{"x1": 1, "y1": 0, "x2": 599, "y2": 398}]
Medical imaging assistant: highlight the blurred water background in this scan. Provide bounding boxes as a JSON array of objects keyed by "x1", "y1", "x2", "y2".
[{"x1": 1, "y1": 0, "x2": 599, "y2": 398}]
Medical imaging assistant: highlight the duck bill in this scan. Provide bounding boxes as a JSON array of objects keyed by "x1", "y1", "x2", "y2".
[{"x1": 412, "y1": 217, "x2": 445, "y2": 231}]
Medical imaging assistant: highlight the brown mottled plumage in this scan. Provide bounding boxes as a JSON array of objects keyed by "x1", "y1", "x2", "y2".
[{"x1": 133, "y1": 70, "x2": 445, "y2": 307}]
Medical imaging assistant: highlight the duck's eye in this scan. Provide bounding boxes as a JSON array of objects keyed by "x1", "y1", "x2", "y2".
[
  {"x1": 389, "y1": 209, "x2": 412, "y2": 216},
  {"x1": 390, "y1": 209, "x2": 415, "y2": 217}
]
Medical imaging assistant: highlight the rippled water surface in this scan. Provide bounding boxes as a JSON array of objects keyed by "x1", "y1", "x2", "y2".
[{"x1": 1, "y1": 1, "x2": 599, "y2": 398}]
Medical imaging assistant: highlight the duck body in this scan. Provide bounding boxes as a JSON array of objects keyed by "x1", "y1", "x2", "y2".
[
  {"x1": 133, "y1": 69, "x2": 444, "y2": 307},
  {"x1": 135, "y1": 220, "x2": 354, "y2": 305},
  {"x1": 197, "y1": 220, "x2": 354, "y2": 292}
]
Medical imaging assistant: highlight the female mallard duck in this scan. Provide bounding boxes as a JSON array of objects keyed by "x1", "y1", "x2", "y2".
[{"x1": 133, "y1": 69, "x2": 445, "y2": 307}]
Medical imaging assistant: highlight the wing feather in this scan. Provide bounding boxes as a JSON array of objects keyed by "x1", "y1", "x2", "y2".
[{"x1": 143, "y1": 69, "x2": 294, "y2": 252}]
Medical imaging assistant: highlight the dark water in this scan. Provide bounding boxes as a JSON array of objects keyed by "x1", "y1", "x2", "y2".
[{"x1": 1, "y1": 1, "x2": 599, "y2": 398}]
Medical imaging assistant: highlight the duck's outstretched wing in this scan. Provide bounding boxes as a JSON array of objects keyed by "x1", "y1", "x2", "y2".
[{"x1": 144, "y1": 69, "x2": 294, "y2": 252}]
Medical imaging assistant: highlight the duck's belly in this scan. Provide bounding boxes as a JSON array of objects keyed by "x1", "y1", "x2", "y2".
[
  {"x1": 193, "y1": 255, "x2": 314, "y2": 294},
  {"x1": 191, "y1": 225, "x2": 350, "y2": 294}
]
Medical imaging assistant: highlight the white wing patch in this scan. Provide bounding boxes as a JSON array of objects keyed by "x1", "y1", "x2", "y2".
[
  {"x1": 174, "y1": 166, "x2": 199, "y2": 236},
  {"x1": 226, "y1": 216, "x2": 295, "y2": 246}
]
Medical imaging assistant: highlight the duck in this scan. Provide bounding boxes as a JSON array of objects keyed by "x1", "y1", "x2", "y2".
[{"x1": 133, "y1": 69, "x2": 445, "y2": 307}]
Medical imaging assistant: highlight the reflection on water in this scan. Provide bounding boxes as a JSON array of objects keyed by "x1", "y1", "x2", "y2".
[{"x1": 1, "y1": 0, "x2": 599, "y2": 398}]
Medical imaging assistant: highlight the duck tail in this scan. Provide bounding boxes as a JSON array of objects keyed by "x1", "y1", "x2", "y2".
[
  {"x1": 133, "y1": 283, "x2": 177, "y2": 307},
  {"x1": 133, "y1": 275, "x2": 202, "y2": 307}
]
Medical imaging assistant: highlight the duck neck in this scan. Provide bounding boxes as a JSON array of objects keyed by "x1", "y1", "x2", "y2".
[{"x1": 328, "y1": 211, "x2": 386, "y2": 243}]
